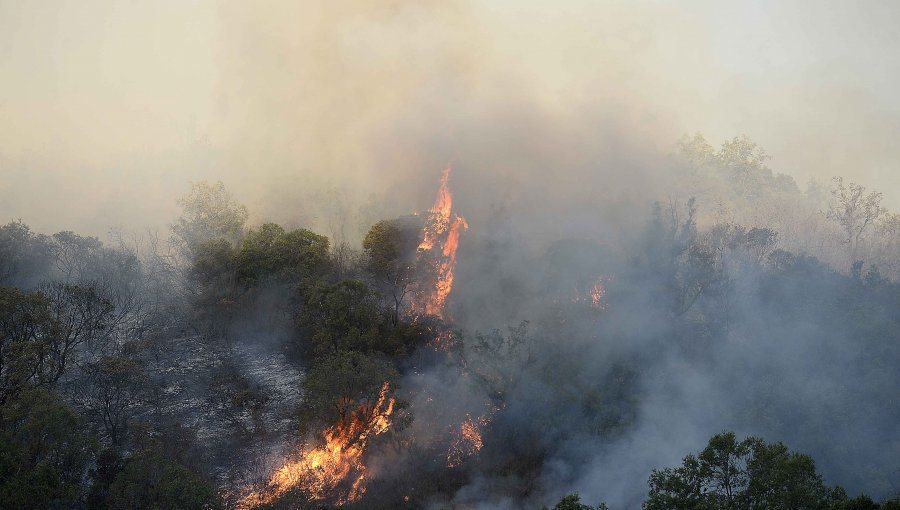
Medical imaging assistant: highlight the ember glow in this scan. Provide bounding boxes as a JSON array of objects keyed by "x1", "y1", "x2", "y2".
[
  {"x1": 589, "y1": 278, "x2": 606, "y2": 310},
  {"x1": 416, "y1": 164, "x2": 468, "y2": 319},
  {"x1": 447, "y1": 414, "x2": 487, "y2": 468},
  {"x1": 238, "y1": 383, "x2": 395, "y2": 509},
  {"x1": 567, "y1": 277, "x2": 607, "y2": 310}
]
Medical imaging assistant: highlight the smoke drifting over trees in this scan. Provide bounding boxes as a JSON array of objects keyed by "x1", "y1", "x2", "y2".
[{"x1": 2, "y1": 2, "x2": 900, "y2": 509}]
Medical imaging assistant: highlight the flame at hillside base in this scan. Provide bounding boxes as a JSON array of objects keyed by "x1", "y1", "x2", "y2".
[
  {"x1": 417, "y1": 163, "x2": 468, "y2": 320},
  {"x1": 237, "y1": 383, "x2": 395, "y2": 509}
]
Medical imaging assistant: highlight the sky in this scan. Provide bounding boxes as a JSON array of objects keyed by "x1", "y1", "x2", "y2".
[{"x1": 1, "y1": 0, "x2": 899, "y2": 238}]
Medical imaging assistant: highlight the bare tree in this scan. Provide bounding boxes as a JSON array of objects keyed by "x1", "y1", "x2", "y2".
[
  {"x1": 826, "y1": 177, "x2": 887, "y2": 265},
  {"x1": 43, "y1": 282, "x2": 115, "y2": 380}
]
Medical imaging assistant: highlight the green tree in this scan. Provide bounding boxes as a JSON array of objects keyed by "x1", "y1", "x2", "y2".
[
  {"x1": 0, "y1": 287, "x2": 61, "y2": 404},
  {"x1": 187, "y1": 238, "x2": 239, "y2": 336},
  {"x1": 363, "y1": 219, "x2": 419, "y2": 324},
  {"x1": 543, "y1": 493, "x2": 609, "y2": 510},
  {"x1": 172, "y1": 181, "x2": 248, "y2": 257},
  {"x1": 299, "y1": 280, "x2": 384, "y2": 355},
  {"x1": 235, "y1": 222, "x2": 330, "y2": 285},
  {"x1": 645, "y1": 454, "x2": 712, "y2": 510},
  {"x1": 0, "y1": 388, "x2": 96, "y2": 509},
  {"x1": 106, "y1": 448, "x2": 221, "y2": 510},
  {"x1": 301, "y1": 350, "x2": 398, "y2": 430},
  {"x1": 644, "y1": 432, "x2": 836, "y2": 510},
  {"x1": 829, "y1": 495, "x2": 879, "y2": 510}
]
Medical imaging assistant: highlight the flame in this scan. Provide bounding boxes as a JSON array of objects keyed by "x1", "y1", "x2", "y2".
[
  {"x1": 417, "y1": 165, "x2": 453, "y2": 252},
  {"x1": 589, "y1": 279, "x2": 606, "y2": 310},
  {"x1": 238, "y1": 383, "x2": 395, "y2": 509},
  {"x1": 446, "y1": 414, "x2": 487, "y2": 468},
  {"x1": 565, "y1": 277, "x2": 607, "y2": 310},
  {"x1": 417, "y1": 163, "x2": 468, "y2": 319}
]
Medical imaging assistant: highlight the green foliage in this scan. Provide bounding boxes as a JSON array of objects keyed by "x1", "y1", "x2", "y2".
[
  {"x1": 235, "y1": 222, "x2": 330, "y2": 285},
  {"x1": 830, "y1": 495, "x2": 880, "y2": 510},
  {"x1": 644, "y1": 432, "x2": 836, "y2": 510},
  {"x1": 301, "y1": 350, "x2": 398, "y2": 428},
  {"x1": 363, "y1": 219, "x2": 420, "y2": 323},
  {"x1": 106, "y1": 448, "x2": 221, "y2": 510},
  {"x1": 363, "y1": 220, "x2": 406, "y2": 277},
  {"x1": 300, "y1": 280, "x2": 383, "y2": 355},
  {"x1": 543, "y1": 493, "x2": 609, "y2": 510},
  {"x1": 0, "y1": 286, "x2": 61, "y2": 403},
  {"x1": 299, "y1": 279, "x2": 425, "y2": 357},
  {"x1": 191, "y1": 238, "x2": 237, "y2": 287},
  {"x1": 0, "y1": 388, "x2": 95, "y2": 509},
  {"x1": 173, "y1": 181, "x2": 248, "y2": 256},
  {"x1": 188, "y1": 238, "x2": 240, "y2": 334}
]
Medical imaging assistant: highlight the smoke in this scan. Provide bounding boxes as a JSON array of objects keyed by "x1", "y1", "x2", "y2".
[
  {"x1": 3, "y1": 2, "x2": 900, "y2": 508},
  {"x1": 4, "y1": 0, "x2": 900, "y2": 240}
]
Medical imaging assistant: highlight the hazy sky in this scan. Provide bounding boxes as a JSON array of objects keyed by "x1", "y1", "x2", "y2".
[{"x1": 2, "y1": 0, "x2": 899, "y2": 238}]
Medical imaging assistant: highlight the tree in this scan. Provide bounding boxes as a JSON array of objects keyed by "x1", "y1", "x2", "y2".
[
  {"x1": 51, "y1": 230, "x2": 105, "y2": 282},
  {"x1": 235, "y1": 222, "x2": 330, "y2": 285},
  {"x1": 299, "y1": 280, "x2": 384, "y2": 355},
  {"x1": 187, "y1": 238, "x2": 239, "y2": 336},
  {"x1": 50, "y1": 231, "x2": 144, "y2": 334},
  {"x1": 74, "y1": 356, "x2": 146, "y2": 446},
  {"x1": 644, "y1": 432, "x2": 836, "y2": 510},
  {"x1": 645, "y1": 454, "x2": 712, "y2": 510},
  {"x1": 172, "y1": 181, "x2": 248, "y2": 257},
  {"x1": 698, "y1": 432, "x2": 751, "y2": 508},
  {"x1": 301, "y1": 350, "x2": 399, "y2": 431},
  {"x1": 0, "y1": 221, "x2": 54, "y2": 289},
  {"x1": 106, "y1": 448, "x2": 221, "y2": 510},
  {"x1": 0, "y1": 388, "x2": 95, "y2": 509},
  {"x1": 717, "y1": 136, "x2": 773, "y2": 199},
  {"x1": 826, "y1": 177, "x2": 887, "y2": 265},
  {"x1": 745, "y1": 439, "x2": 834, "y2": 510},
  {"x1": 543, "y1": 493, "x2": 609, "y2": 510},
  {"x1": 43, "y1": 282, "x2": 115, "y2": 381},
  {"x1": 363, "y1": 218, "x2": 421, "y2": 325},
  {"x1": 0, "y1": 287, "x2": 60, "y2": 404}
]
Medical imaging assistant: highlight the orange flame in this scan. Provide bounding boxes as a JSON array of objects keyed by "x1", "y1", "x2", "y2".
[
  {"x1": 417, "y1": 163, "x2": 468, "y2": 319},
  {"x1": 238, "y1": 383, "x2": 395, "y2": 509},
  {"x1": 417, "y1": 165, "x2": 453, "y2": 252},
  {"x1": 589, "y1": 279, "x2": 606, "y2": 310},
  {"x1": 446, "y1": 414, "x2": 487, "y2": 468},
  {"x1": 566, "y1": 277, "x2": 607, "y2": 310}
]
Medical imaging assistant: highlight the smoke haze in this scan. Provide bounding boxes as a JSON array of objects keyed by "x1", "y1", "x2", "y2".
[
  {"x1": 2, "y1": 3, "x2": 900, "y2": 509},
  {"x1": 3, "y1": 0, "x2": 900, "y2": 240}
]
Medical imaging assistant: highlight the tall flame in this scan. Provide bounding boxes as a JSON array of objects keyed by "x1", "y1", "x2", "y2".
[
  {"x1": 417, "y1": 165, "x2": 453, "y2": 252},
  {"x1": 238, "y1": 383, "x2": 395, "y2": 509},
  {"x1": 417, "y1": 163, "x2": 468, "y2": 319}
]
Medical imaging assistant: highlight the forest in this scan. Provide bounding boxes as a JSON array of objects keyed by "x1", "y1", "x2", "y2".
[{"x1": 2, "y1": 134, "x2": 899, "y2": 509}]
